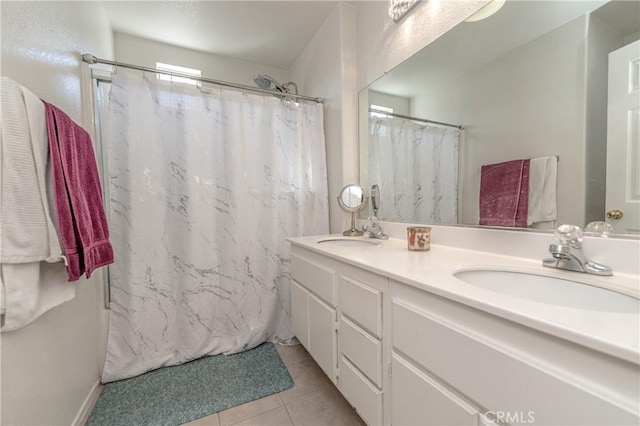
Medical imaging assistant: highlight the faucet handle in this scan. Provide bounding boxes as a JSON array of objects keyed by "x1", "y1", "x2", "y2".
[
  {"x1": 554, "y1": 224, "x2": 583, "y2": 248},
  {"x1": 361, "y1": 216, "x2": 374, "y2": 232},
  {"x1": 366, "y1": 216, "x2": 380, "y2": 226},
  {"x1": 585, "y1": 221, "x2": 613, "y2": 237}
]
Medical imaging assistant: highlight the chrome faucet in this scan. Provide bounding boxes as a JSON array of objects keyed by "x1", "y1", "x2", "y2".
[
  {"x1": 362, "y1": 216, "x2": 389, "y2": 240},
  {"x1": 542, "y1": 225, "x2": 612, "y2": 276}
]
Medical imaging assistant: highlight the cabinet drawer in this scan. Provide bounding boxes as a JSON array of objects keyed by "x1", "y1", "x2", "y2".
[
  {"x1": 338, "y1": 275, "x2": 382, "y2": 338},
  {"x1": 339, "y1": 356, "x2": 383, "y2": 426},
  {"x1": 391, "y1": 352, "x2": 478, "y2": 426},
  {"x1": 339, "y1": 316, "x2": 382, "y2": 388},
  {"x1": 392, "y1": 299, "x2": 639, "y2": 426},
  {"x1": 291, "y1": 254, "x2": 335, "y2": 306}
]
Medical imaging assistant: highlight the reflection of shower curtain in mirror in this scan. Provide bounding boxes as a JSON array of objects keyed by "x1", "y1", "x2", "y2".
[{"x1": 369, "y1": 116, "x2": 459, "y2": 223}]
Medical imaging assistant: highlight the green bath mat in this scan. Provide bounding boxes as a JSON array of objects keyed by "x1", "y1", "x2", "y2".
[{"x1": 86, "y1": 343, "x2": 294, "y2": 426}]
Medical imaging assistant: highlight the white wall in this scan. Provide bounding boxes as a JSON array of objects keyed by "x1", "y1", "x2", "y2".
[
  {"x1": 0, "y1": 1, "x2": 113, "y2": 425},
  {"x1": 113, "y1": 32, "x2": 289, "y2": 88},
  {"x1": 356, "y1": 0, "x2": 490, "y2": 90},
  {"x1": 585, "y1": 14, "x2": 628, "y2": 224},
  {"x1": 411, "y1": 15, "x2": 589, "y2": 227},
  {"x1": 290, "y1": 2, "x2": 357, "y2": 234}
]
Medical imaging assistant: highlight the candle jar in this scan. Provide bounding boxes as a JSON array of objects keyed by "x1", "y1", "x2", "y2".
[{"x1": 407, "y1": 227, "x2": 431, "y2": 251}]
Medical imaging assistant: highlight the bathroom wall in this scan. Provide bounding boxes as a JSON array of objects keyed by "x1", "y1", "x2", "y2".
[
  {"x1": 113, "y1": 32, "x2": 289, "y2": 88},
  {"x1": 290, "y1": 2, "x2": 357, "y2": 234},
  {"x1": 0, "y1": 1, "x2": 113, "y2": 425},
  {"x1": 355, "y1": 0, "x2": 490, "y2": 90},
  {"x1": 585, "y1": 14, "x2": 629, "y2": 225},
  {"x1": 411, "y1": 15, "x2": 589, "y2": 227}
]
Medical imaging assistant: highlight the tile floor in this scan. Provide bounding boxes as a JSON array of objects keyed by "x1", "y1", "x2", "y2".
[{"x1": 182, "y1": 344, "x2": 366, "y2": 426}]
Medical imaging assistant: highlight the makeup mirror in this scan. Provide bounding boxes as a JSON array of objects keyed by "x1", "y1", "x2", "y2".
[
  {"x1": 371, "y1": 184, "x2": 381, "y2": 217},
  {"x1": 338, "y1": 184, "x2": 368, "y2": 236}
]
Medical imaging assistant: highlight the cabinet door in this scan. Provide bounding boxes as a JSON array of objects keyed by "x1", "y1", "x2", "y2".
[
  {"x1": 290, "y1": 279, "x2": 309, "y2": 349},
  {"x1": 308, "y1": 292, "x2": 337, "y2": 381},
  {"x1": 391, "y1": 352, "x2": 478, "y2": 426}
]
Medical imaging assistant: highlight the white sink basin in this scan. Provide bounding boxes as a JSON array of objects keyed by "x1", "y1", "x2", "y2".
[
  {"x1": 453, "y1": 268, "x2": 639, "y2": 313},
  {"x1": 317, "y1": 238, "x2": 382, "y2": 247}
]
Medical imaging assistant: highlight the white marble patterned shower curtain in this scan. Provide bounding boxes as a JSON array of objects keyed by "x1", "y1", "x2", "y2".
[
  {"x1": 100, "y1": 69, "x2": 329, "y2": 382},
  {"x1": 369, "y1": 115, "x2": 459, "y2": 223}
]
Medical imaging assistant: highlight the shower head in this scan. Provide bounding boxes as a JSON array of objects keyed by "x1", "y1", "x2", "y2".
[
  {"x1": 254, "y1": 74, "x2": 285, "y2": 92},
  {"x1": 253, "y1": 75, "x2": 299, "y2": 96}
]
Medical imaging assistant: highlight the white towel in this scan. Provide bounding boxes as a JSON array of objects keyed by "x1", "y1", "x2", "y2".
[
  {"x1": 0, "y1": 77, "x2": 62, "y2": 262},
  {"x1": 0, "y1": 77, "x2": 72, "y2": 331},
  {"x1": 21, "y1": 83, "x2": 64, "y2": 262},
  {"x1": 528, "y1": 156, "x2": 558, "y2": 226},
  {"x1": 1, "y1": 262, "x2": 77, "y2": 331}
]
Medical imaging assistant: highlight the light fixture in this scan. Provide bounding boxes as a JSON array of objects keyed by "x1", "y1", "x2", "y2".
[
  {"x1": 465, "y1": 0, "x2": 506, "y2": 22},
  {"x1": 389, "y1": 0, "x2": 422, "y2": 22}
]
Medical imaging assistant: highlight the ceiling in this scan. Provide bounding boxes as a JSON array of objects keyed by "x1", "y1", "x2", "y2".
[
  {"x1": 101, "y1": 1, "x2": 341, "y2": 70},
  {"x1": 592, "y1": 0, "x2": 640, "y2": 37}
]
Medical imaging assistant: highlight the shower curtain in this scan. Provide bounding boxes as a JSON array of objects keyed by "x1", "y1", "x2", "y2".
[
  {"x1": 368, "y1": 115, "x2": 459, "y2": 223},
  {"x1": 100, "y1": 69, "x2": 329, "y2": 382}
]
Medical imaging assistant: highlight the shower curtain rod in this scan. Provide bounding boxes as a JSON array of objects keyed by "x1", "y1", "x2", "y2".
[
  {"x1": 82, "y1": 54, "x2": 324, "y2": 104},
  {"x1": 369, "y1": 108, "x2": 463, "y2": 130}
]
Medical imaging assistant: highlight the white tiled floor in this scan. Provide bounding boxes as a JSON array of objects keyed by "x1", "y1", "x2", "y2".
[{"x1": 182, "y1": 344, "x2": 366, "y2": 426}]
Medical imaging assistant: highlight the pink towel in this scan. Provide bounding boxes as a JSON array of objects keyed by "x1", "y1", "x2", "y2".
[
  {"x1": 479, "y1": 159, "x2": 530, "y2": 228},
  {"x1": 43, "y1": 101, "x2": 114, "y2": 281}
]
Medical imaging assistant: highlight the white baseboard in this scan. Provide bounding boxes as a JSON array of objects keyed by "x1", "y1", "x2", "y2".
[{"x1": 72, "y1": 379, "x2": 102, "y2": 426}]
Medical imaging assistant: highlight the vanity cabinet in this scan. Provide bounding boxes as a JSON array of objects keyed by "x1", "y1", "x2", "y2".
[
  {"x1": 290, "y1": 250, "x2": 337, "y2": 381},
  {"x1": 390, "y1": 281, "x2": 640, "y2": 426},
  {"x1": 289, "y1": 241, "x2": 640, "y2": 426}
]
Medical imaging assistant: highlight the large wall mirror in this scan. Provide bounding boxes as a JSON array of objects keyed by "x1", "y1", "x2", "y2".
[{"x1": 359, "y1": 0, "x2": 639, "y2": 236}]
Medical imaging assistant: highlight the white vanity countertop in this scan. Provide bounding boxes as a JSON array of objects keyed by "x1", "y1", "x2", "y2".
[{"x1": 288, "y1": 235, "x2": 640, "y2": 365}]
